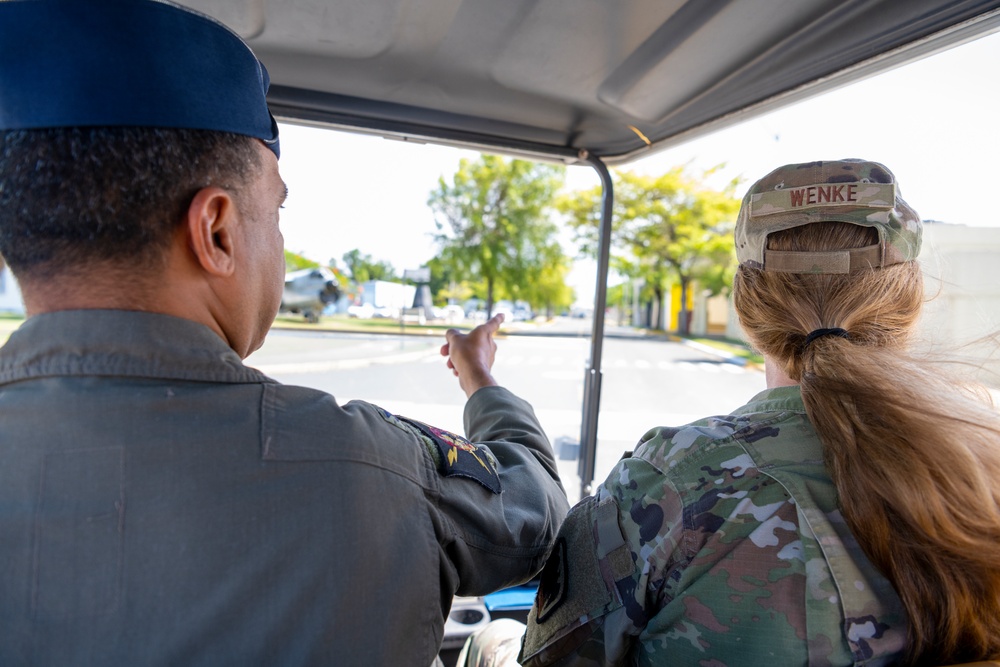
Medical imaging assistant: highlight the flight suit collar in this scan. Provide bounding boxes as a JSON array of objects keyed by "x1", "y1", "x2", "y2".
[{"x1": 0, "y1": 309, "x2": 272, "y2": 385}]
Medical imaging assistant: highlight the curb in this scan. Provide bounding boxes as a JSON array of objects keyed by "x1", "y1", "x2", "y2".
[{"x1": 667, "y1": 335, "x2": 763, "y2": 371}]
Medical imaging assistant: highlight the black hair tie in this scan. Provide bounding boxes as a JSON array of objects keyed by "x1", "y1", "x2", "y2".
[{"x1": 802, "y1": 327, "x2": 849, "y2": 350}]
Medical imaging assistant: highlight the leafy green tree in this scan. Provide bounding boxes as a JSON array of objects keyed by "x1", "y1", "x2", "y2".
[
  {"x1": 428, "y1": 155, "x2": 565, "y2": 317},
  {"x1": 520, "y1": 241, "x2": 575, "y2": 318},
  {"x1": 427, "y1": 255, "x2": 478, "y2": 307},
  {"x1": 561, "y1": 166, "x2": 739, "y2": 334},
  {"x1": 284, "y1": 249, "x2": 320, "y2": 272},
  {"x1": 341, "y1": 248, "x2": 397, "y2": 284}
]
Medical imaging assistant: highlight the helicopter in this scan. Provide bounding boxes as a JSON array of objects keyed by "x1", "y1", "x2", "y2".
[{"x1": 279, "y1": 267, "x2": 341, "y2": 323}]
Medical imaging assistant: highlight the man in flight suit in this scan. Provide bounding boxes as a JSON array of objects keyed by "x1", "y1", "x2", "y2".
[{"x1": 0, "y1": 2, "x2": 568, "y2": 665}]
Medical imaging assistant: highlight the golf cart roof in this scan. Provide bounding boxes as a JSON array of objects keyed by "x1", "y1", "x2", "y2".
[{"x1": 180, "y1": 0, "x2": 1000, "y2": 164}]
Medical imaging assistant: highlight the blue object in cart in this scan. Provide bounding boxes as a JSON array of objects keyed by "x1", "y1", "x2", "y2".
[{"x1": 483, "y1": 585, "x2": 537, "y2": 612}]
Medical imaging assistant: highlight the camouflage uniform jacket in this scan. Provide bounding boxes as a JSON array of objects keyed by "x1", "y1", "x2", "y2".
[{"x1": 520, "y1": 386, "x2": 906, "y2": 666}]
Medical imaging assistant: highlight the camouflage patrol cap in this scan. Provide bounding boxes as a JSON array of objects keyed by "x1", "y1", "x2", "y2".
[{"x1": 735, "y1": 160, "x2": 921, "y2": 273}]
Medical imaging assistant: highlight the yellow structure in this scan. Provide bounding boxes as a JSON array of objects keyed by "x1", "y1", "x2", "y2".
[{"x1": 668, "y1": 284, "x2": 694, "y2": 332}]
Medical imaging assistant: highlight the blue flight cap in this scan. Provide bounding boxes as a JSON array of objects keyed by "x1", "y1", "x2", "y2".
[{"x1": 0, "y1": 0, "x2": 280, "y2": 158}]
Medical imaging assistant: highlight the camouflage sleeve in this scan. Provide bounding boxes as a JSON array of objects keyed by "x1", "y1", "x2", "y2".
[{"x1": 519, "y1": 464, "x2": 684, "y2": 667}]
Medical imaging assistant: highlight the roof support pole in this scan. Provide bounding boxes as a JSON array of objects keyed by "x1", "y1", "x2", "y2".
[{"x1": 577, "y1": 153, "x2": 614, "y2": 499}]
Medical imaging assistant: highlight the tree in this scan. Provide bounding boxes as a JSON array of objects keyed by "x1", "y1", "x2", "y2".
[
  {"x1": 426, "y1": 255, "x2": 478, "y2": 307},
  {"x1": 284, "y1": 249, "x2": 320, "y2": 272},
  {"x1": 519, "y1": 240, "x2": 575, "y2": 318},
  {"x1": 341, "y1": 248, "x2": 397, "y2": 284},
  {"x1": 428, "y1": 155, "x2": 565, "y2": 317},
  {"x1": 561, "y1": 166, "x2": 739, "y2": 334}
]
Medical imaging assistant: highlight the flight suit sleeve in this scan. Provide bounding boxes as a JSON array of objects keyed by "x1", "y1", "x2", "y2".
[
  {"x1": 375, "y1": 385, "x2": 569, "y2": 596},
  {"x1": 444, "y1": 385, "x2": 570, "y2": 595}
]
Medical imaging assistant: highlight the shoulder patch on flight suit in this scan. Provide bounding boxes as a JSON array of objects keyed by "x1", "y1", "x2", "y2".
[{"x1": 374, "y1": 406, "x2": 501, "y2": 494}]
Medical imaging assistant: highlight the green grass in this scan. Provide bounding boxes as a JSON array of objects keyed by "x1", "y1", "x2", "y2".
[{"x1": 272, "y1": 314, "x2": 458, "y2": 334}]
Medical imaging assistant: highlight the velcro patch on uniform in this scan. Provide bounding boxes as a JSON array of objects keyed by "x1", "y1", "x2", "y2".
[
  {"x1": 535, "y1": 538, "x2": 569, "y2": 622},
  {"x1": 521, "y1": 496, "x2": 623, "y2": 662},
  {"x1": 388, "y1": 411, "x2": 501, "y2": 494}
]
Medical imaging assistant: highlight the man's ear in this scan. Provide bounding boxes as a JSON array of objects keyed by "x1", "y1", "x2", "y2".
[{"x1": 186, "y1": 187, "x2": 238, "y2": 277}]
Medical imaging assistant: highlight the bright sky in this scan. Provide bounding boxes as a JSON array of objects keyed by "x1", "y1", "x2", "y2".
[{"x1": 276, "y1": 28, "x2": 1000, "y2": 304}]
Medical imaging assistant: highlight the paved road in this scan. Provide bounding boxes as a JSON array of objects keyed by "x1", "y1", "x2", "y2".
[{"x1": 246, "y1": 326, "x2": 765, "y2": 502}]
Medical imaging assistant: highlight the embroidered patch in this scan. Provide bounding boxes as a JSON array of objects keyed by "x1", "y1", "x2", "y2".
[
  {"x1": 535, "y1": 537, "x2": 569, "y2": 623},
  {"x1": 404, "y1": 416, "x2": 501, "y2": 494},
  {"x1": 374, "y1": 407, "x2": 501, "y2": 494}
]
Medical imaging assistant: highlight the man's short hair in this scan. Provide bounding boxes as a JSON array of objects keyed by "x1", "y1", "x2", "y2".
[{"x1": 0, "y1": 127, "x2": 260, "y2": 280}]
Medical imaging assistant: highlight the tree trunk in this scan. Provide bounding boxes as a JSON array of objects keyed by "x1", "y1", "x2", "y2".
[
  {"x1": 486, "y1": 279, "x2": 495, "y2": 318},
  {"x1": 678, "y1": 277, "x2": 691, "y2": 336},
  {"x1": 653, "y1": 285, "x2": 665, "y2": 331}
]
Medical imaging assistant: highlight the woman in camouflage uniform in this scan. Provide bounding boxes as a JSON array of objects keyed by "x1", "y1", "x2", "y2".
[{"x1": 515, "y1": 160, "x2": 1000, "y2": 666}]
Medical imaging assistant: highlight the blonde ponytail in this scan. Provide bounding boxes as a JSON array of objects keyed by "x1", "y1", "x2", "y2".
[{"x1": 733, "y1": 222, "x2": 1000, "y2": 664}]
